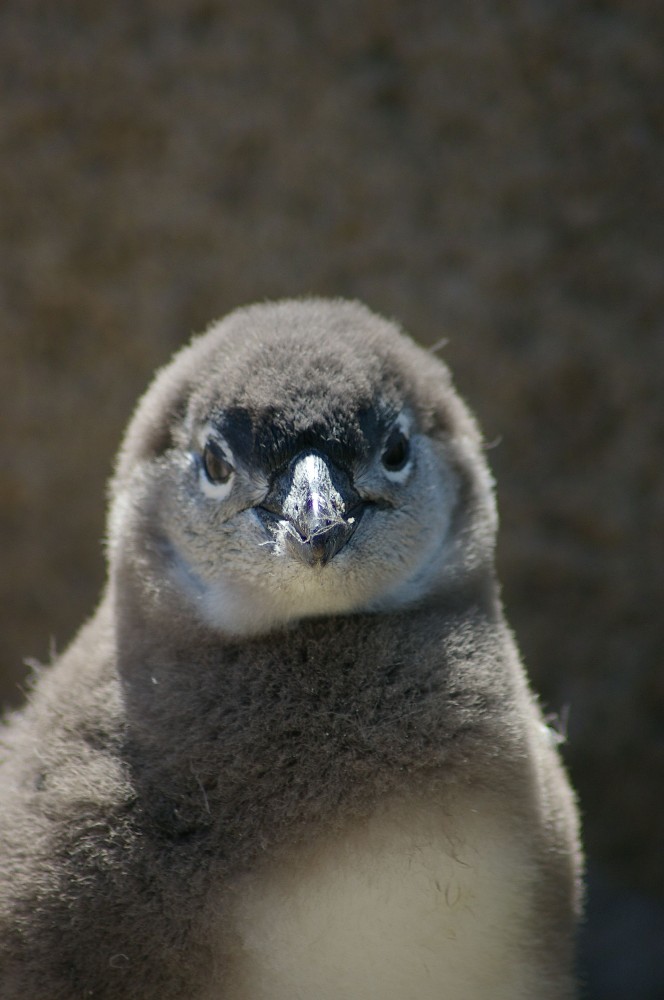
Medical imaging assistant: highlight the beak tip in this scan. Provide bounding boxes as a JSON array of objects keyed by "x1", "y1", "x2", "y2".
[{"x1": 285, "y1": 515, "x2": 361, "y2": 567}]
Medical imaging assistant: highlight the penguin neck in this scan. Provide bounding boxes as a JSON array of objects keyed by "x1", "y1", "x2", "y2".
[
  {"x1": 110, "y1": 560, "x2": 505, "y2": 754},
  {"x1": 110, "y1": 556, "x2": 501, "y2": 682},
  {"x1": 108, "y1": 564, "x2": 512, "y2": 858}
]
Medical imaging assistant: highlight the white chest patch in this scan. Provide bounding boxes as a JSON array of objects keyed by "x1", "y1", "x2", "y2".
[{"x1": 217, "y1": 792, "x2": 542, "y2": 1000}]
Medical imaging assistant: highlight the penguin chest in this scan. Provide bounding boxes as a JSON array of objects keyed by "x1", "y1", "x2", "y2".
[{"x1": 220, "y1": 792, "x2": 538, "y2": 1000}]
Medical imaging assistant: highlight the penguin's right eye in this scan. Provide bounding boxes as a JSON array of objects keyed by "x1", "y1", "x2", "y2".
[
  {"x1": 202, "y1": 440, "x2": 234, "y2": 485},
  {"x1": 381, "y1": 426, "x2": 410, "y2": 473}
]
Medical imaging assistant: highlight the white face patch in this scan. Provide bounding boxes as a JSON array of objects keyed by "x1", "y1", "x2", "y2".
[{"x1": 166, "y1": 429, "x2": 462, "y2": 638}]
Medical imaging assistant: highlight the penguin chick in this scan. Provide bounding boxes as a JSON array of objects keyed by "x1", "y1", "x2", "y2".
[{"x1": 0, "y1": 299, "x2": 582, "y2": 1000}]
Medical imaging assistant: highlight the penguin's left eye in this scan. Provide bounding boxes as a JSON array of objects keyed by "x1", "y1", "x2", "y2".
[
  {"x1": 381, "y1": 426, "x2": 410, "y2": 473},
  {"x1": 202, "y1": 439, "x2": 234, "y2": 485}
]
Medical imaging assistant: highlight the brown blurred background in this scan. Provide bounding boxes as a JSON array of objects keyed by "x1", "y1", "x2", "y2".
[{"x1": 1, "y1": 2, "x2": 662, "y2": 996}]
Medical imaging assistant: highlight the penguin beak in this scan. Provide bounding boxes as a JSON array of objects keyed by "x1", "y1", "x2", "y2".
[{"x1": 257, "y1": 451, "x2": 364, "y2": 566}]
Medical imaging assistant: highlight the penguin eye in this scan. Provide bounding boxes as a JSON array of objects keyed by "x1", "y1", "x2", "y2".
[
  {"x1": 202, "y1": 439, "x2": 234, "y2": 485},
  {"x1": 381, "y1": 426, "x2": 410, "y2": 473}
]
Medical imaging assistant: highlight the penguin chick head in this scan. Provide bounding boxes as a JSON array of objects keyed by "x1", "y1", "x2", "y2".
[{"x1": 108, "y1": 299, "x2": 497, "y2": 636}]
